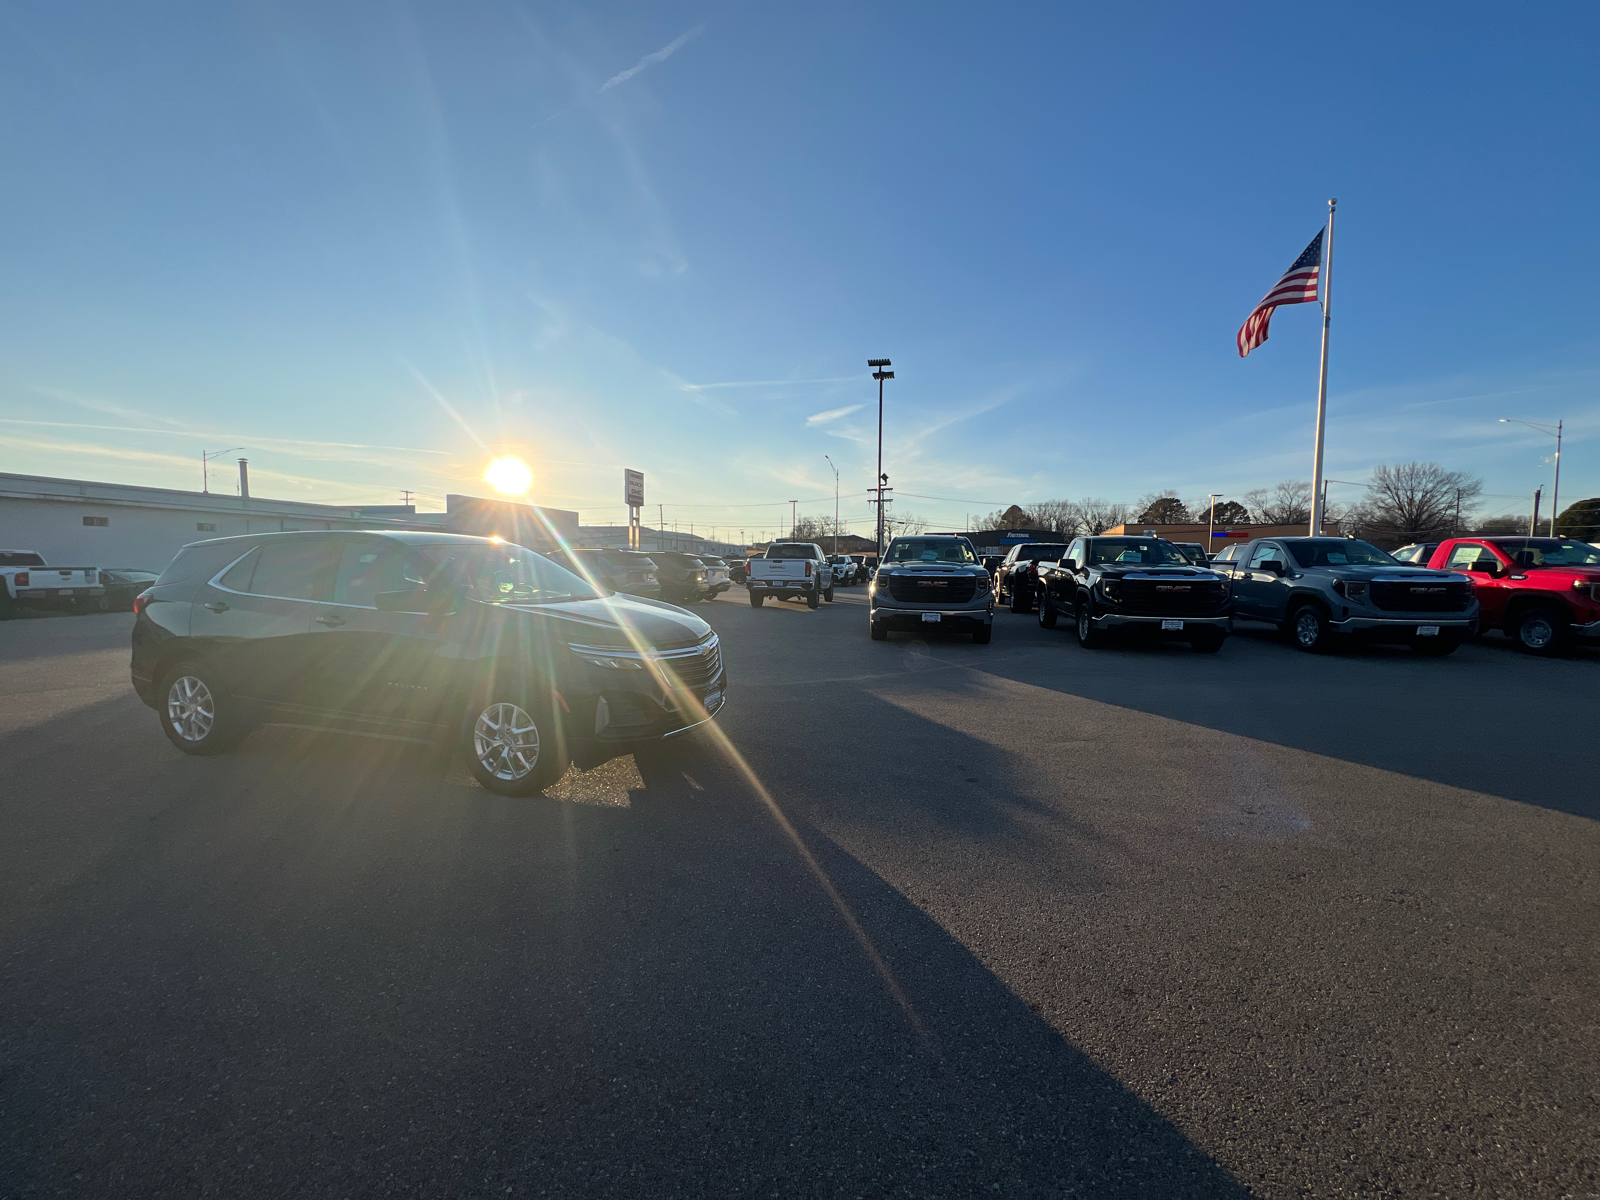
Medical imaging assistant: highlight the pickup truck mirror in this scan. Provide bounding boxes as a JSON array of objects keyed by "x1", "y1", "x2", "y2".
[{"x1": 1260, "y1": 559, "x2": 1286, "y2": 576}]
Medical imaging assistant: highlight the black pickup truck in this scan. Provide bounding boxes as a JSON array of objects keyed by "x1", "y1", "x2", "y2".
[
  {"x1": 994, "y1": 542, "x2": 1070, "y2": 614},
  {"x1": 1034, "y1": 535, "x2": 1232, "y2": 652}
]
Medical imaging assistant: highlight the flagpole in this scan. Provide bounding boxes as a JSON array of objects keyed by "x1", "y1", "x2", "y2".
[{"x1": 1308, "y1": 197, "x2": 1336, "y2": 536}]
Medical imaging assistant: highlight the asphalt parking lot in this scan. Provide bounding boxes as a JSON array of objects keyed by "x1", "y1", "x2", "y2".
[{"x1": 2, "y1": 593, "x2": 1597, "y2": 1197}]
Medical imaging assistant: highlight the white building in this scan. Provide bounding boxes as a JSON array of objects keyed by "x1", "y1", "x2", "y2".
[{"x1": 0, "y1": 470, "x2": 579, "y2": 571}]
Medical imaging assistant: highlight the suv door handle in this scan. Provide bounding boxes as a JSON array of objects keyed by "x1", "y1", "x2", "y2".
[
  {"x1": 315, "y1": 613, "x2": 346, "y2": 627},
  {"x1": 203, "y1": 601, "x2": 229, "y2": 613}
]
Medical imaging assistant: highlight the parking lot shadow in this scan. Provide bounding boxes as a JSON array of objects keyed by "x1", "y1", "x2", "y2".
[
  {"x1": 0, "y1": 707, "x2": 1248, "y2": 1198},
  {"x1": 969, "y1": 613, "x2": 1600, "y2": 821}
]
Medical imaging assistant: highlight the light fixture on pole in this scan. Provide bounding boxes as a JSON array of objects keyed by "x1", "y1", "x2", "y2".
[
  {"x1": 1499, "y1": 418, "x2": 1564, "y2": 536},
  {"x1": 202, "y1": 447, "x2": 244, "y2": 494},
  {"x1": 824, "y1": 455, "x2": 840, "y2": 558},
  {"x1": 868, "y1": 358, "x2": 893, "y2": 556}
]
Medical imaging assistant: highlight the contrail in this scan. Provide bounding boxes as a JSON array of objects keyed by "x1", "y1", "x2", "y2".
[{"x1": 600, "y1": 26, "x2": 704, "y2": 91}]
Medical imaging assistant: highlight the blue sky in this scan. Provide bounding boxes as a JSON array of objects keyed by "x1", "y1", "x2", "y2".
[{"x1": 1, "y1": 2, "x2": 1596, "y2": 537}]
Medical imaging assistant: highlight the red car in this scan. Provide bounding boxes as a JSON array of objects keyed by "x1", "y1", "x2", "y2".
[{"x1": 1426, "y1": 536, "x2": 1600, "y2": 654}]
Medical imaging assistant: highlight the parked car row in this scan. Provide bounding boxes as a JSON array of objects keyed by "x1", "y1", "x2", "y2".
[
  {"x1": 867, "y1": 531, "x2": 1600, "y2": 658},
  {"x1": 1, "y1": 549, "x2": 156, "y2": 617},
  {"x1": 544, "y1": 547, "x2": 736, "y2": 606}
]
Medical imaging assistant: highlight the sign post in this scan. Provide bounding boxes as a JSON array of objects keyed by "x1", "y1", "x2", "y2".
[{"x1": 624, "y1": 470, "x2": 645, "y2": 550}]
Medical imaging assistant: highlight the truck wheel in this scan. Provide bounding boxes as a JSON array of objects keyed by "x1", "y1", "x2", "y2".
[
  {"x1": 0, "y1": 590, "x2": 14, "y2": 620},
  {"x1": 1009, "y1": 581, "x2": 1028, "y2": 614},
  {"x1": 749, "y1": 592, "x2": 764, "y2": 608},
  {"x1": 1410, "y1": 634, "x2": 1460, "y2": 656},
  {"x1": 157, "y1": 661, "x2": 246, "y2": 756},
  {"x1": 1074, "y1": 599, "x2": 1102, "y2": 649},
  {"x1": 824, "y1": 586, "x2": 835, "y2": 603},
  {"x1": 870, "y1": 620, "x2": 887, "y2": 641},
  {"x1": 1037, "y1": 590, "x2": 1058, "y2": 629},
  {"x1": 1190, "y1": 629, "x2": 1226, "y2": 653},
  {"x1": 1512, "y1": 607, "x2": 1567, "y2": 656},
  {"x1": 807, "y1": 589, "x2": 820, "y2": 610},
  {"x1": 1289, "y1": 604, "x2": 1333, "y2": 654},
  {"x1": 973, "y1": 625, "x2": 992, "y2": 644}
]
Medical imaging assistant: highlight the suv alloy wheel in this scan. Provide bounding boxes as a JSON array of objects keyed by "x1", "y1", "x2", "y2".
[
  {"x1": 158, "y1": 661, "x2": 245, "y2": 756},
  {"x1": 464, "y1": 686, "x2": 567, "y2": 796}
]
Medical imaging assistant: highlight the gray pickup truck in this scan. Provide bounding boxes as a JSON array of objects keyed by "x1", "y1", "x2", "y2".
[
  {"x1": 1209, "y1": 536, "x2": 1478, "y2": 655},
  {"x1": 869, "y1": 534, "x2": 993, "y2": 643}
]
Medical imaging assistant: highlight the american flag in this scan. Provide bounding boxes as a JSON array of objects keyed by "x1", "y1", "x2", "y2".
[{"x1": 1237, "y1": 228, "x2": 1324, "y2": 357}]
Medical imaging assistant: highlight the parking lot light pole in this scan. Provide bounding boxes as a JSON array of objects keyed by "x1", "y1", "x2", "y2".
[
  {"x1": 868, "y1": 359, "x2": 893, "y2": 556},
  {"x1": 202, "y1": 447, "x2": 244, "y2": 494},
  {"x1": 824, "y1": 455, "x2": 839, "y2": 557},
  {"x1": 1499, "y1": 418, "x2": 1563, "y2": 535},
  {"x1": 1207, "y1": 494, "x2": 1222, "y2": 552}
]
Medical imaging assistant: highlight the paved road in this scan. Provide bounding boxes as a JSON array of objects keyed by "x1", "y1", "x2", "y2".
[{"x1": 2, "y1": 597, "x2": 1597, "y2": 1197}]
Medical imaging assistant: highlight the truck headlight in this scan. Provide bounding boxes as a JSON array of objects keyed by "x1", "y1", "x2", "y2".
[
  {"x1": 1100, "y1": 579, "x2": 1121, "y2": 602},
  {"x1": 1331, "y1": 579, "x2": 1368, "y2": 600}
]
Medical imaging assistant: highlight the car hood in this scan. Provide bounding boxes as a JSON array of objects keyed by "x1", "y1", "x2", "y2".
[
  {"x1": 1320, "y1": 566, "x2": 1464, "y2": 582},
  {"x1": 494, "y1": 592, "x2": 712, "y2": 651}
]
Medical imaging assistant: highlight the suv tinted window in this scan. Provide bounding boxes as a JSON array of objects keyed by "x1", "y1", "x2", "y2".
[
  {"x1": 249, "y1": 539, "x2": 337, "y2": 600},
  {"x1": 333, "y1": 543, "x2": 418, "y2": 607}
]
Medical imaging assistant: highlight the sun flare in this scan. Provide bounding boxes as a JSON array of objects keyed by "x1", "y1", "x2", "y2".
[{"x1": 484, "y1": 456, "x2": 532, "y2": 496}]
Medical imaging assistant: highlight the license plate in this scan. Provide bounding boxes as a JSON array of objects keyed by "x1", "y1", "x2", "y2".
[
  {"x1": 1417, "y1": 625, "x2": 1440, "y2": 636},
  {"x1": 922, "y1": 612, "x2": 941, "y2": 623},
  {"x1": 59, "y1": 589, "x2": 74, "y2": 596},
  {"x1": 1161, "y1": 619, "x2": 1183, "y2": 631},
  {"x1": 704, "y1": 690, "x2": 722, "y2": 711}
]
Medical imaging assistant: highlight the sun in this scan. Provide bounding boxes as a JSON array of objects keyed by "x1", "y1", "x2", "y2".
[{"x1": 484, "y1": 456, "x2": 532, "y2": 496}]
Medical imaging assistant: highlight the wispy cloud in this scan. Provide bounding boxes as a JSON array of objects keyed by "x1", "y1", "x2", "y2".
[
  {"x1": 600, "y1": 26, "x2": 704, "y2": 92},
  {"x1": 806, "y1": 404, "x2": 864, "y2": 426},
  {"x1": 683, "y1": 376, "x2": 860, "y2": 392}
]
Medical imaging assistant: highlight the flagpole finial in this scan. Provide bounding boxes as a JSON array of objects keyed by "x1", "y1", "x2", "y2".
[{"x1": 1329, "y1": 197, "x2": 1337, "y2": 207}]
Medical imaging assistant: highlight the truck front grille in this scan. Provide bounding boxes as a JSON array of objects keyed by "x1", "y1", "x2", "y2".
[
  {"x1": 1115, "y1": 578, "x2": 1227, "y2": 615},
  {"x1": 1369, "y1": 580, "x2": 1473, "y2": 612},
  {"x1": 888, "y1": 576, "x2": 977, "y2": 604}
]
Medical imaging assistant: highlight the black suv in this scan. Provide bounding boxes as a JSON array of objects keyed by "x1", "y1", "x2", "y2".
[{"x1": 130, "y1": 531, "x2": 726, "y2": 794}]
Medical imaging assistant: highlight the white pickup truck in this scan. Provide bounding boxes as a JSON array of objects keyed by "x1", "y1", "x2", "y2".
[
  {"x1": 747, "y1": 541, "x2": 833, "y2": 609},
  {"x1": 0, "y1": 550, "x2": 106, "y2": 618}
]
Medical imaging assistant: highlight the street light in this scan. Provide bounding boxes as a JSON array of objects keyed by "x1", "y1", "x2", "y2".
[
  {"x1": 202, "y1": 447, "x2": 244, "y2": 494},
  {"x1": 824, "y1": 455, "x2": 840, "y2": 558},
  {"x1": 868, "y1": 359, "x2": 893, "y2": 556},
  {"x1": 1499, "y1": 418, "x2": 1564, "y2": 536}
]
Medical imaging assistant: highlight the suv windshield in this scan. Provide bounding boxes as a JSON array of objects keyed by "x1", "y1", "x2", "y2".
[
  {"x1": 1086, "y1": 538, "x2": 1191, "y2": 566},
  {"x1": 885, "y1": 538, "x2": 977, "y2": 564},
  {"x1": 415, "y1": 543, "x2": 602, "y2": 604},
  {"x1": 1286, "y1": 539, "x2": 1397, "y2": 568},
  {"x1": 1488, "y1": 538, "x2": 1600, "y2": 567}
]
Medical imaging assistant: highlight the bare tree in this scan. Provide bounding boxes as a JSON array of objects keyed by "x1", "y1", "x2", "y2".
[
  {"x1": 885, "y1": 511, "x2": 928, "y2": 538},
  {"x1": 791, "y1": 515, "x2": 848, "y2": 542},
  {"x1": 1024, "y1": 499, "x2": 1080, "y2": 536},
  {"x1": 974, "y1": 504, "x2": 1033, "y2": 531},
  {"x1": 1134, "y1": 493, "x2": 1193, "y2": 524},
  {"x1": 1243, "y1": 480, "x2": 1313, "y2": 525},
  {"x1": 1206, "y1": 499, "x2": 1250, "y2": 524},
  {"x1": 1353, "y1": 462, "x2": 1483, "y2": 545},
  {"x1": 1072, "y1": 498, "x2": 1130, "y2": 536}
]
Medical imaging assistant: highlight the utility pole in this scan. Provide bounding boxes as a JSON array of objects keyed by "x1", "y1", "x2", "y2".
[
  {"x1": 790, "y1": 499, "x2": 798, "y2": 539},
  {"x1": 1454, "y1": 488, "x2": 1461, "y2": 536},
  {"x1": 868, "y1": 358, "x2": 894, "y2": 556},
  {"x1": 658, "y1": 504, "x2": 664, "y2": 551},
  {"x1": 1531, "y1": 487, "x2": 1542, "y2": 536},
  {"x1": 1499, "y1": 417, "x2": 1564, "y2": 536},
  {"x1": 202, "y1": 447, "x2": 244, "y2": 495}
]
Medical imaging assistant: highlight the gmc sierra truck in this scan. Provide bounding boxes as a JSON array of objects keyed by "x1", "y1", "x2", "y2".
[
  {"x1": 747, "y1": 542, "x2": 832, "y2": 608},
  {"x1": 1209, "y1": 536, "x2": 1478, "y2": 654},
  {"x1": 1425, "y1": 536, "x2": 1600, "y2": 655}
]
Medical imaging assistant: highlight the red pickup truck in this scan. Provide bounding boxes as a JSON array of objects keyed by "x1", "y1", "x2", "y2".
[{"x1": 1426, "y1": 536, "x2": 1600, "y2": 654}]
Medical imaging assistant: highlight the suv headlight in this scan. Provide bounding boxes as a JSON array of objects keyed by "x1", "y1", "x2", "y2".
[{"x1": 568, "y1": 642, "x2": 646, "y2": 670}]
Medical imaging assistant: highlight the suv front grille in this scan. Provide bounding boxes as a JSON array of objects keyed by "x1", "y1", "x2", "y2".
[
  {"x1": 888, "y1": 575, "x2": 977, "y2": 604},
  {"x1": 658, "y1": 637, "x2": 722, "y2": 691},
  {"x1": 1115, "y1": 577, "x2": 1226, "y2": 615},
  {"x1": 1369, "y1": 580, "x2": 1473, "y2": 612}
]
